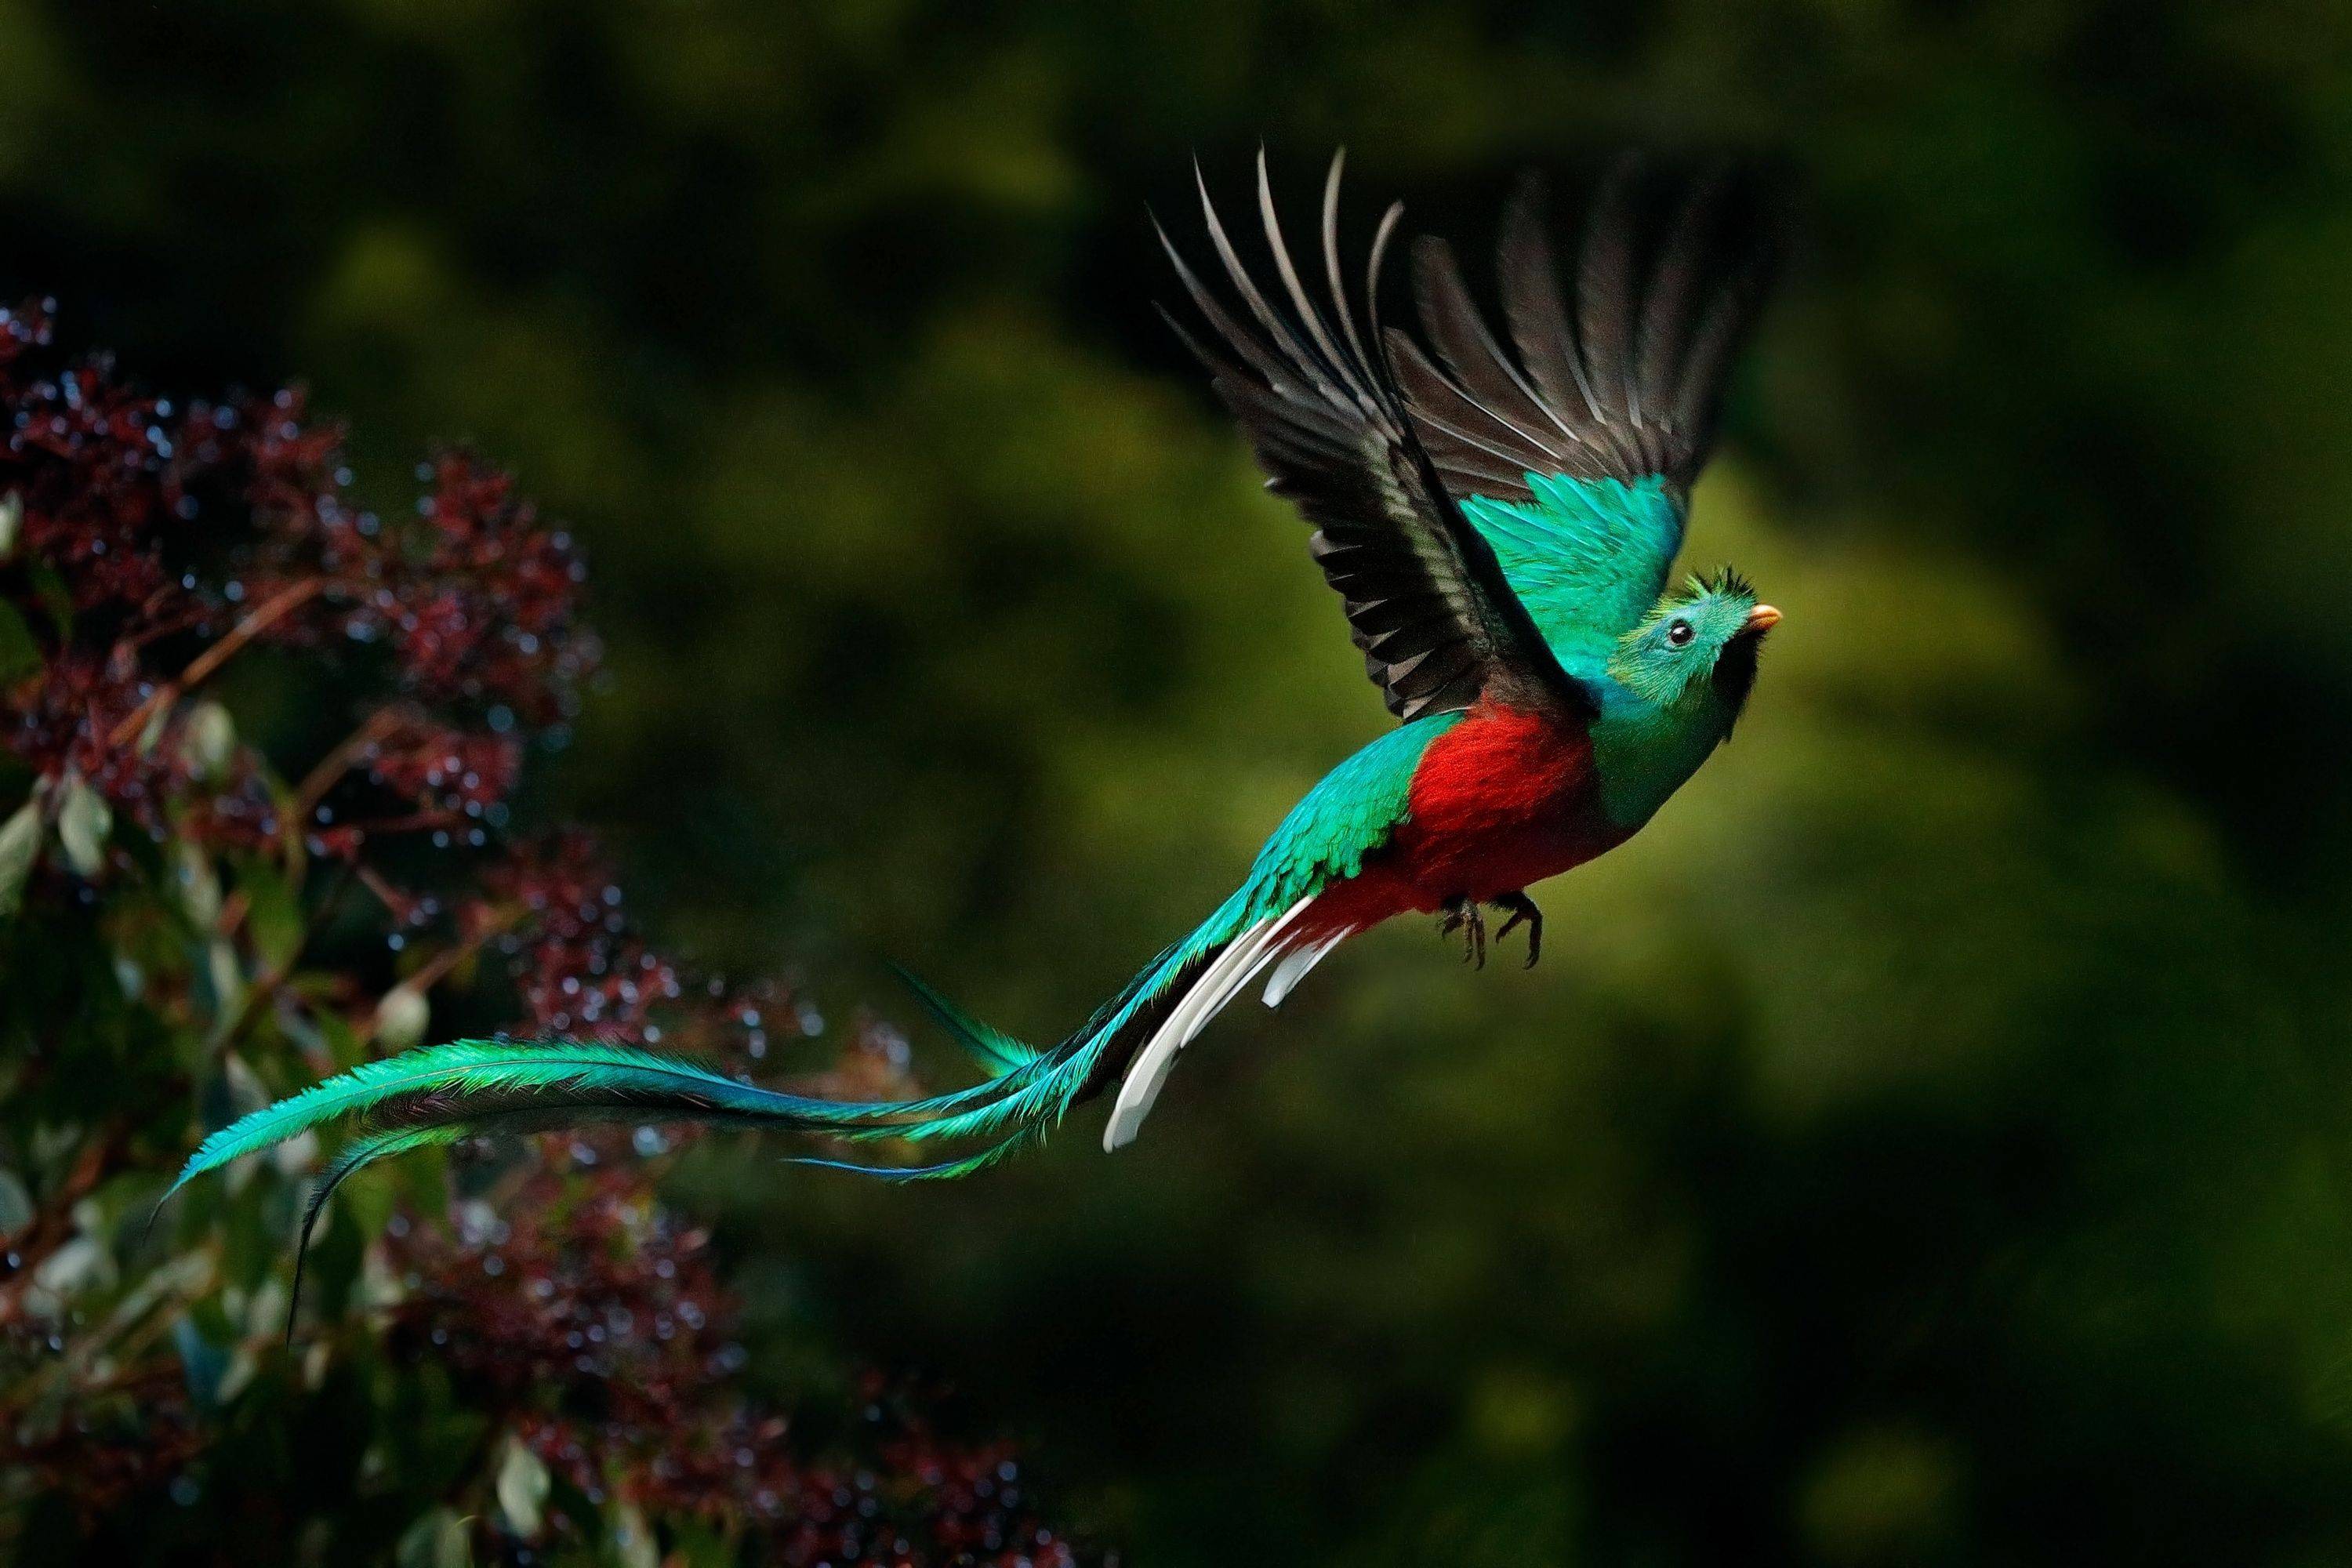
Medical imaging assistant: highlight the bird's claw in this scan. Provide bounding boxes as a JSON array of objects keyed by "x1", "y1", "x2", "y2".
[
  {"x1": 1437, "y1": 896, "x2": 1487, "y2": 968},
  {"x1": 1491, "y1": 891, "x2": 1543, "y2": 969},
  {"x1": 1442, "y1": 894, "x2": 1543, "y2": 970}
]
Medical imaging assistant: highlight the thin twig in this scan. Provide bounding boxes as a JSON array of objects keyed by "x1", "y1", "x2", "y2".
[
  {"x1": 108, "y1": 577, "x2": 325, "y2": 747},
  {"x1": 0, "y1": 1120, "x2": 132, "y2": 1327},
  {"x1": 215, "y1": 862, "x2": 360, "y2": 1055},
  {"x1": 292, "y1": 706, "x2": 405, "y2": 823},
  {"x1": 395, "y1": 907, "x2": 523, "y2": 1007}
]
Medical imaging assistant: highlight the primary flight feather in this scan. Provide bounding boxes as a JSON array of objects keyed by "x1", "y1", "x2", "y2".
[{"x1": 169, "y1": 151, "x2": 1784, "y2": 1302}]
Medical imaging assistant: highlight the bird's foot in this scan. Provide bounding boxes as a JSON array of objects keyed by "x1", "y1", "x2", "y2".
[
  {"x1": 1490, "y1": 891, "x2": 1543, "y2": 969},
  {"x1": 1437, "y1": 895, "x2": 1487, "y2": 968}
]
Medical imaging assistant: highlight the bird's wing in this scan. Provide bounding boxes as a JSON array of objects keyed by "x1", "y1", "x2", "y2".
[
  {"x1": 1163, "y1": 151, "x2": 1591, "y2": 724},
  {"x1": 1392, "y1": 165, "x2": 1779, "y2": 652}
]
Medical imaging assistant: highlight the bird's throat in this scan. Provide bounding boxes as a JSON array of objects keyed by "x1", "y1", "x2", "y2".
[{"x1": 1590, "y1": 689, "x2": 1737, "y2": 829}]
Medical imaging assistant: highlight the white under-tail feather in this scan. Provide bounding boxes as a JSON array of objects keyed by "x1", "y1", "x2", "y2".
[
  {"x1": 1104, "y1": 895, "x2": 1318, "y2": 1151},
  {"x1": 1262, "y1": 924, "x2": 1352, "y2": 1008}
]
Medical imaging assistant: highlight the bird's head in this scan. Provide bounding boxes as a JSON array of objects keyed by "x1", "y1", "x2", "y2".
[{"x1": 1608, "y1": 568, "x2": 1780, "y2": 724}]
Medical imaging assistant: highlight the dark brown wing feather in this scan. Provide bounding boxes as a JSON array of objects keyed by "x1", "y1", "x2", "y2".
[
  {"x1": 1399, "y1": 162, "x2": 1780, "y2": 506},
  {"x1": 1163, "y1": 151, "x2": 1585, "y2": 724}
]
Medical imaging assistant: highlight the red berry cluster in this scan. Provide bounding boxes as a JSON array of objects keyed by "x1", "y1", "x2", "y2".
[
  {"x1": 388, "y1": 1173, "x2": 1076, "y2": 1567},
  {"x1": 1, "y1": 301, "x2": 192, "y2": 613},
  {"x1": 480, "y1": 830, "x2": 687, "y2": 1037},
  {"x1": 363, "y1": 715, "x2": 523, "y2": 820},
  {"x1": 1, "y1": 297, "x2": 593, "y2": 861},
  {"x1": 0, "y1": 1359, "x2": 204, "y2": 1526}
]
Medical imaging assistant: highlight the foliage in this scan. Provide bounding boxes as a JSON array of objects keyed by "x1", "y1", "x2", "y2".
[{"x1": 0, "y1": 300, "x2": 1085, "y2": 1566}]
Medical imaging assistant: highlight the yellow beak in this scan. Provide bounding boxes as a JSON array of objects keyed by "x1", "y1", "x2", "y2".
[{"x1": 1743, "y1": 604, "x2": 1782, "y2": 634}]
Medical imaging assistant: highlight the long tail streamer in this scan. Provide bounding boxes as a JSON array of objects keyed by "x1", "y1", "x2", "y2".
[{"x1": 161, "y1": 877, "x2": 1341, "y2": 1334}]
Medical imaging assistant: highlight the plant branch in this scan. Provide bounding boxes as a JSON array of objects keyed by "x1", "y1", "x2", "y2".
[{"x1": 108, "y1": 577, "x2": 325, "y2": 747}]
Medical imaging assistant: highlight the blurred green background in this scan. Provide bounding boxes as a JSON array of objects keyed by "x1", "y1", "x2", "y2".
[{"x1": 10, "y1": 1, "x2": 2352, "y2": 1561}]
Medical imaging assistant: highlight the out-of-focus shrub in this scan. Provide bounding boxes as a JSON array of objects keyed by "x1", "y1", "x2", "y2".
[{"x1": 0, "y1": 299, "x2": 1087, "y2": 1567}]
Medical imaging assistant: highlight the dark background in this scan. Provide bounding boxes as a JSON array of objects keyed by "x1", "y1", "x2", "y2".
[{"x1": 9, "y1": 2, "x2": 2352, "y2": 1561}]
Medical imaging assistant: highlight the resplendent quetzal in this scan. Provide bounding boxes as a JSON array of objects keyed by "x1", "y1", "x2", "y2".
[{"x1": 168, "y1": 152, "x2": 1782, "y2": 1282}]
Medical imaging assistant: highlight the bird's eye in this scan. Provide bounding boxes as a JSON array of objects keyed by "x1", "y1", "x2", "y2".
[{"x1": 1665, "y1": 619, "x2": 1695, "y2": 648}]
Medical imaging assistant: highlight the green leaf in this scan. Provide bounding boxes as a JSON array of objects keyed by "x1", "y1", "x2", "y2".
[
  {"x1": 55, "y1": 773, "x2": 110, "y2": 877},
  {"x1": 172, "y1": 840, "x2": 222, "y2": 928},
  {"x1": 201, "y1": 935, "x2": 246, "y2": 1034},
  {"x1": 0, "y1": 490, "x2": 18, "y2": 557},
  {"x1": 0, "y1": 1168, "x2": 31, "y2": 1232},
  {"x1": 285, "y1": 1005, "x2": 368, "y2": 1072},
  {"x1": 238, "y1": 858, "x2": 303, "y2": 970},
  {"x1": 0, "y1": 799, "x2": 39, "y2": 918},
  {"x1": 373, "y1": 983, "x2": 430, "y2": 1052},
  {"x1": 172, "y1": 1316, "x2": 231, "y2": 1411},
  {"x1": 0, "y1": 601, "x2": 38, "y2": 686},
  {"x1": 609, "y1": 1500, "x2": 661, "y2": 1568},
  {"x1": 34, "y1": 1234, "x2": 111, "y2": 1295},
  {"x1": 178, "y1": 699, "x2": 236, "y2": 782},
  {"x1": 396, "y1": 1508, "x2": 473, "y2": 1568},
  {"x1": 199, "y1": 1053, "x2": 270, "y2": 1142},
  {"x1": 317, "y1": 1009, "x2": 366, "y2": 1070},
  {"x1": 495, "y1": 1437, "x2": 550, "y2": 1540}
]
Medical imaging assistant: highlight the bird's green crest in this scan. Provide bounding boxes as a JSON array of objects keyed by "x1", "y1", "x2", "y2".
[{"x1": 1606, "y1": 566, "x2": 1769, "y2": 710}]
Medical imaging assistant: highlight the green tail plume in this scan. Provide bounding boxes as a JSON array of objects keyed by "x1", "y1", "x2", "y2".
[
  {"x1": 884, "y1": 961, "x2": 1042, "y2": 1078},
  {"x1": 160, "y1": 934, "x2": 1240, "y2": 1334}
]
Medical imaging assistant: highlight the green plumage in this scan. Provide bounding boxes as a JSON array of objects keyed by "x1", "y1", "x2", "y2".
[
  {"x1": 169, "y1": 978, "x2": 1068, "y2": 1204},
  {"x1": 887, "y1": 962, "x2": 1043, "y2": 1076},
  {"x1": 1233, "y1": 712, "x2": 1464, "y2": 916},
  {"x1": 166, "y1": 1038, "x2": 873, "y2": 1200},
  {"x1": 872, "y1": 710, "x2": 1464, "y2": 1142},
  {"x1": 1461, "y1": 474, "x2": 1684, "y2": 666}
]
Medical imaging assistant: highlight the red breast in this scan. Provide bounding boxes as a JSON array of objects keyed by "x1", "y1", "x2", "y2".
[{"x1": 1312, "y1": 704, "x2": 1624, "y2": 929}]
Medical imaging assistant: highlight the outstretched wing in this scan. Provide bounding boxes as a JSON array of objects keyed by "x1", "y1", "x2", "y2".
[
  {"x1": 1163, "y1": 151, "x2": 1588, "y2": 725},
  {"x1": 1392, "y1": 165, "x2": 1779, "y2": 655}
]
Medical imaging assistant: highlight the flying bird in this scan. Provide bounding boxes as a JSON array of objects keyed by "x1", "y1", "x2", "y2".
[{"x1": 167, "y1": 152, "x2": 1783, "y2": 1297}]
